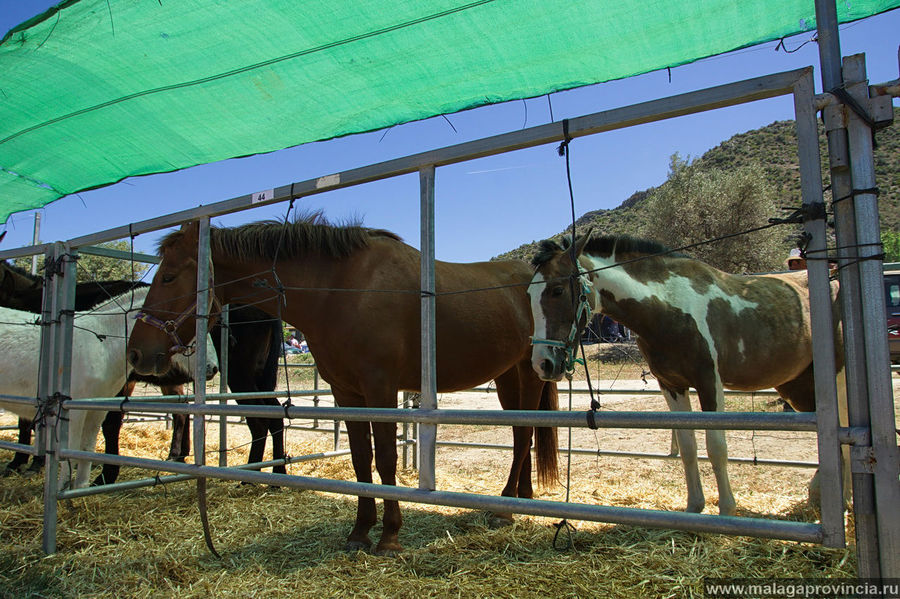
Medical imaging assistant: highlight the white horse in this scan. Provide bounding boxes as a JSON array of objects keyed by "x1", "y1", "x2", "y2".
[{"x1": 0, "y1": 286, "x2": 216, "y2": 489}]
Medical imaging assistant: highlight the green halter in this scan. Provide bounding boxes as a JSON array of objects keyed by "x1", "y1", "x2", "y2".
[{"x1": 530, "y1": 266, "x2": 594, "y2": 378}]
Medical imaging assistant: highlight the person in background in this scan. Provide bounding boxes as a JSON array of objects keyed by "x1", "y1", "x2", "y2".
[{"x1": 786, "y1": 248, "x2": 807, "y2": 271}]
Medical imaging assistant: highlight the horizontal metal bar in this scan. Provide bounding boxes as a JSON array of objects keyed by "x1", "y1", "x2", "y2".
[
  {"x1": 472, "y1": 386, "x2": 781, "y2": 397},
  {"x1": 57, "y1": 449, "x2": 823, "y2": 543},
  {"x1": 71, "y1": 389, "x2": 331, "y2": 405},
  {"x1": 2, "y1": 68, "x2": 804, "y2": 253},
  {"x1": 58, "y1": 448, "x2": 354, "y2": 499},
  {"x1": 0, "y1": 395, "x2": 39, "y2": 407},
  {"x1": 78, "y1": 245, "x2": 159, "y2": 264},
  {"x1": 0, "y1": 242, "x2": 52, "y2": 261},
  {"x1": 0, "y1": 440, "x2": 38, "y2": 456},
  {"x1": 61, "y1": 399, "x2": 819, "y2": 431},
  {"x1": 434, "y1": 441, "x2": 820, "y2": 469}
]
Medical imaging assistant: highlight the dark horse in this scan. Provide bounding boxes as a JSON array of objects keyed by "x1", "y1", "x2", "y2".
[
  {"x1": 126, "y1": 218, "x2": 559, "y2": 554},
  {"x1": 528, "y1": 233, "x2": 846, "y2": 515},
  {"x1": 0, "y1": 261, "x2": 285, "y2": 483}
]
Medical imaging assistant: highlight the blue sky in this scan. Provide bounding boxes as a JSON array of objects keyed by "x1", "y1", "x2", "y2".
[{"x1": 1, "y1": 2, "x2": 898, "y2": 263}]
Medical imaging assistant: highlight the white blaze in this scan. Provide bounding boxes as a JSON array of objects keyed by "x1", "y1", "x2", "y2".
[{"x1": 527, "y1": 272, "x2": 551, "y2": 373}]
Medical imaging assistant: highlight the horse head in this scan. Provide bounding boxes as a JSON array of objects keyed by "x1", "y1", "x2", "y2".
[
  {"x1": 527, "y1": 231, "x2": 595, "y2": 381},
  {"x1": 127, "y1": 221, "x2": 216, "y2": 376}
]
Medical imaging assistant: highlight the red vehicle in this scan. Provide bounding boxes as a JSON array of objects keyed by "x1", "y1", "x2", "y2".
[{"x1": 885, "y1": 267, "x2": 900, "y2": 363}]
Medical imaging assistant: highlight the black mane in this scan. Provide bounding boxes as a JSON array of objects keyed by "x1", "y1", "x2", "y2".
[{"x1": 531, "y1": 234, "x2": 681, "y2": 267}]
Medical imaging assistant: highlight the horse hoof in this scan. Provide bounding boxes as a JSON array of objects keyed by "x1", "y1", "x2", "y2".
[
  {"x1": 344, "y1": 539, "x2": 372, "y2": 553},
  {"x1": 167, "y1": 456, "x2": 187, "y2": 463},
  {"x1": 718, "y1": 502, "x2": 737, "y2": 517},
  {"x1": 374, "y1": 542, "x2": 403, "y2": 556},
  {"x1": 488, "y1": 512, "x2": 515, "y2": 528}
]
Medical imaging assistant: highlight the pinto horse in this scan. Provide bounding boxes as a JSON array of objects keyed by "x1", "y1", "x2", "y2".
[
  {"x1": 126, "y1": 219, "x2": 559, "y2": 554},
  {"x1": 528, "y1": 234, "x2": 843, "y2": 516},
  {"x1": 0, "y1": 261, "x2": 284, "y2": 481}
]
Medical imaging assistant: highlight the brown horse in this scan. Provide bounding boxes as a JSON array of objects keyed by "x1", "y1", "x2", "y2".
[
  {"x1": 126, "y1": 218, "x2": 558, "y2": 554},
  {"x1": 528, "y1": 233, "x2": 843, "y2": 516}
]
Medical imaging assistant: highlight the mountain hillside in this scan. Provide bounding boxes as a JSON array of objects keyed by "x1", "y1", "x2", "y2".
[{"x1": 497, "y1": 107, "x2": 899, "y2": 262}]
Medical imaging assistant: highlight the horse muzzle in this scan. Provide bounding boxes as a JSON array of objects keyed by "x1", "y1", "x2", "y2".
[
  {"x1": 127, "y1": 347, "x2": 174, "y2": 377},
  {"x1": 531, "y1": 344, "x2": 568, "y2": 382}
]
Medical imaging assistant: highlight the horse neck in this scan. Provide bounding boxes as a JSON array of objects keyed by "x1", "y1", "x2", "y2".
[
  {"x1": 581, "y1": 250, "x2": 684, "y2": 337},
  {"x1": 212, "y1": 252, "x2": 335, "y2": 335}
]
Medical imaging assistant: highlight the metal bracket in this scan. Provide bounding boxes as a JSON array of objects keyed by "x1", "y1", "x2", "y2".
[{"x1": 850, "y1": 445, "x2": 876, "y2": 474}]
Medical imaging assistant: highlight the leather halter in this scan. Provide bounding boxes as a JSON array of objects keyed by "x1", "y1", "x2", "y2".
[
  {"x1": 133, "y1": 266, "x2": 219, "y2": 356},
  {"x1": 529, "y1": 265, "x2": 594, "y2": 377},
  {"x1": 134, "y1": 297, "x2": 200, "y2": 356}
]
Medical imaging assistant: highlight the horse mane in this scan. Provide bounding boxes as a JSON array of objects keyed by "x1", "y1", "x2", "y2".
[
  {"x1": 532, "y1": 234, "x2": 683, "y2": 267},
  {"x1": 85, "y1": 285, "x2": 150, "y2": 315},
  {"x1": 159, "y1": 215, "x2": 402, "y2": 262},
  {"x1": 0, "y1": 260, "x2": 37, "y2": 280}
]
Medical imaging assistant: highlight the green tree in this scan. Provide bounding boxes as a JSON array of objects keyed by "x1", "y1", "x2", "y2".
[
  {"x1": 639, "y1": 154, "x2": 785, "y2": 273},
  {"x1": 14, "y1": 240, "x2": 151, "y2": 282},
  {"x1": 882, "y1": 230, "x2": 900, "y2": 263}
]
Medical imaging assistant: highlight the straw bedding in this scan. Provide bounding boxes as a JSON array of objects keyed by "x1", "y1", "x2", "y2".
[{"x1": 0, "y1": 364, "x2": 880, "y2": 598}]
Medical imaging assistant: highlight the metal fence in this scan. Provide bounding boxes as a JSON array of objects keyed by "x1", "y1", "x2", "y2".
[{"x1": 0, "y1": 18, "x2": 897, "y2": 577}]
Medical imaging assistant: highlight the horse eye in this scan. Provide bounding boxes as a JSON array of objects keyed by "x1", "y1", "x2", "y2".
[
  {"x1": 550, "y1": 286, "x2": 564, "y2": 297},
  {"x1": 161, "y1": 273, "x2": 176, "y2": 284}
]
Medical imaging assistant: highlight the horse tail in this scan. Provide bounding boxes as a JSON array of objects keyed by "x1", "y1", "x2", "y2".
[{"x1": 534, "y1": 382, "x2": 559, "y2": 488}]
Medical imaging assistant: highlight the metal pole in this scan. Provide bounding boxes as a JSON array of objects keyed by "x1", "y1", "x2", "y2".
[
  {"x1": 813, "y1": 0, "x2": 885, "y2": 577},
  {"x1": 842, "y1": 53, "x2": 900, "y2": 578},
  {"x1": 40, "y1": 242, "x2": 76, "y2": 554},
  {"x1": 39, "y1": 244, "x2": 61, "y2": 554},
  {"x1": 402, "y1": 392, "x2": 410, "y2": 470},
  {"x1": 193, "y1": 218, "x2": 211, "y2": 470},
  {"x1": 218, "y1": 305, "x2": 229, "y2": 467},
  {"x1": 30, "y1": 213, "x2": 41, "y2": 275},
  {"x1": 418, "y1": 165, "x2": 437, "y2": 491},
  {"x1": 792, "y1": 70, "x2": 844, "y2": 548}
]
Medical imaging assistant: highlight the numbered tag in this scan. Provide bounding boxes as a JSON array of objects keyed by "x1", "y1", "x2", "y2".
[{"x1": 251, "y1": 189, "x2": 275, "y2": 204}]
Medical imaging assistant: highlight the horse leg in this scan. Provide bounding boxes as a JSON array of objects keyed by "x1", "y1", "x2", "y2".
[
  {"x1": 660, "y1": 385, "x2": 706, "y2": 513},
  {"x1": 268, "y1": 415, "x2": 287, "y2": 475},
  {"x1": 4, "y1": 418, "x2": 33, "y2": 474},
  {"x1": 492, "y1": 368, "x2": 530, "y2": 524},
  {"x1": 92, "y1": 410, "x2": 123, "y2": 486},
  {"x1": 696, "y1": 380, "x2": 735, "y2": 516},
  {"x1": 166, "y1": 414, "x2": 190, "y2": 461},
  {"x1": 162, "y1": 385, "x2": 190, "y2": 462},
  {"x1": 244, "y1": 416, "x2": 270, "y2": 477},
  {"x1": 372, "y1": 421, "x2": 403, "y2": 555},
  {"x1": 67, "y1": 410, "x2": 105, "y2": 490},
  {"x1": 344, "y1": 419, "x2": 377, "y2": 551},
  {"x1": 705, "y1": 428, "x2": 735, "y2": 515}
]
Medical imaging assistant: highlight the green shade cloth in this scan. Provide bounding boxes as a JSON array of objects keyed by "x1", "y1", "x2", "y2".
[{"x1": 1, "y1": 0, "x2": 897, "y2": 223}]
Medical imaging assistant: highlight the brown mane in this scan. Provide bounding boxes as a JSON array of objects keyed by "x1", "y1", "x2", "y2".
[{"x1": 158, "y1": 217, "x2": 402, "y2": 261}]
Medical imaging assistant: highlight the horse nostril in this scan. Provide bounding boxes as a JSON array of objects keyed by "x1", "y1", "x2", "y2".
[
  {"x1": 540, "y1": 358, "x2": 554, "y2": 375},
  {"x1": 127, "y1": 348, "x2": 142, "y2": 367}
]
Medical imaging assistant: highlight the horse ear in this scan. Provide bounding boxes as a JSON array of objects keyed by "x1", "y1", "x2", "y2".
[
  {"x1": 573, "y1": 228, "x2": 593, "y2": 258},
  {"x1": 179, "y1": 221, "x2": 200, "y2": 242}
]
